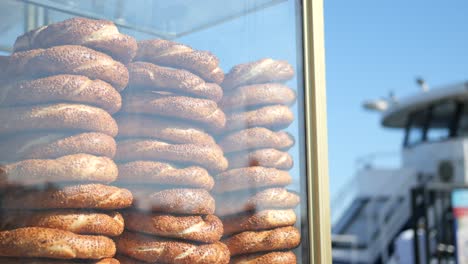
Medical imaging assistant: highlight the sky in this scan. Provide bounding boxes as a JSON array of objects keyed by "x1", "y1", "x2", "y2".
[{"x1": 325, "y1": 0, "x2": 468, "y2": 199}]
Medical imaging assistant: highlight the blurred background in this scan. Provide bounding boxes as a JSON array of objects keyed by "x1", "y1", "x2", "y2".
[
  {"x1": 326, "y1": 0, "x2": 468, "y2": 263},
  {"x1": 326, "y1": 0, "x2": 468, "y2": 199}
]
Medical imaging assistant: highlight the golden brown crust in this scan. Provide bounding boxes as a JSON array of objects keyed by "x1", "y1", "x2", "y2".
[
  {"x1": 128, "y1": 62, "x2": 223, "y2": 102},
  {"x1": 0, "y1": 132, "x2": 116, "y2": 162},
  {"x1": 136, "y1": 39, "x2": 224, "y2": 84},
  {"x1": 116, "y1": 115, "x2": 216, "y2": 146},
  {"x1": 220, "y1": 127, "x2": 294, "y2": 153},
  {"x1": 117, "y1": 161, "x2": 214, "y2": 190},
  {"x1": 121, "y1": 91, "x2": 225, "y2": 131},
  {"x1": 115, "y1": 231, "x2": 230, "y2": 264},
  {"x1": 0, "y1": 103, "x2": 118, "y2": 137},
  {"x1": 132, "y1": 188, "x2": 215, "y2": 215},
  {"x1": 115, "y1": 254, "x2": 145, "y2": 264},
  {"x1": 222, "y1": 59, "x2": 294, "y2": 90},
  {"x1": 0, "y1": 257, "x2": 119, "y2": 264},
  {"x1": 222, "y1": 210, "x2": 297, "y2": 236},
  {"x1": 122, "y1": 211, "x2": 223, "y2": 243},
  {"x1": 223, "y1": 226, "x2": 300, "y2": 256},
  {"x1": 0, "y1": 49, "x2": 43, "y2": 79},
  {"x1": 0, "y1": 210, "x2": 124, "y2": 237},
  {"x1": 0, "y1": 75, "x2": 122, "y2": 114},
  {"x1": 224, "y1": 105, "x2": 294, "y2": 133},
  {"x1": 231, "y1": 251, "x2": 296, "y2": 264},
  {"x1": 98, "y1": 258, "x2": 120, "y2": 264},
  {"x1": 115, "y1": 139, "x2": 228, "y2": 173},
  {"x1": 0, "y1": 154, "x2": 118, "y2": 186},
  {"x1": 220, "y1": 83, "x2": 296, "y2": 111},
  {"x1": 0, "y1": 227, "x2": 116, "y2": 259},
  {"x1": 213, "y1": 167, "x2": 292, "y2": 193},
  {"x1": 2, "y1": 184, "x2": 133, "y2": 210},
  {"x1": 215, "y1": 188, "x2": 300, "y2": 216},
  {"x1": 227, "y1": 149, "x2": 293, "y2": 170},
  {"x1": 4, "y1": 46, "x2": 129, "y2": 91},
  {"x1": 14, "y1": 17, "x2": 137, "y2": 63}
]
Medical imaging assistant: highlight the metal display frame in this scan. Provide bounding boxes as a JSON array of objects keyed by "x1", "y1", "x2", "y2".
[
  {"x1": 0, "y1": 0, "x2": 332, "y2": 263},
  {"x1": 302, "y1": 0, "x2": 332, "y2": 263}
]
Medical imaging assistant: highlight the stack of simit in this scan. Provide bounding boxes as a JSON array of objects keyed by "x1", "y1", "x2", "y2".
[
  {"x1": 215, "y1": 58, "x2": 301, "y2": 263},
  {"x1": 0, "y1": 17, "x2": 136, "y2": 263},
  {"x1": 113, "y1": 39, "x2": 230, "y2": 264}
]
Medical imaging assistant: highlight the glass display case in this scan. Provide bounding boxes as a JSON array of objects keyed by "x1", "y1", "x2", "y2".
[{"x1": 0, "y1": 0, "x2": 330, "y2": 263}]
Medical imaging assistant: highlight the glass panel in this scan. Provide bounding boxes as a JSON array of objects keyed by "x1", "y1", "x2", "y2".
[
  {"x1": 0, "y1": 0, "x2": 310, "y2": 263},
  {"x1": 0, "y1": 1, "x2": 23, "y2": 54},
  {"x1": 21, "y1": 0, "x2": 287, "y2": 38}
]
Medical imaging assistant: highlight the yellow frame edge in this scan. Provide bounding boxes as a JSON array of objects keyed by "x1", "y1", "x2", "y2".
[{"x1": 302, "y1": 0, "x2": 332, "y2": 263}]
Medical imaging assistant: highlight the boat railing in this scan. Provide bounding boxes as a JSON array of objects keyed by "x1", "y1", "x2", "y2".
[
  {"x1": 375, "y1": 171, "x2": 416, "y2": 262},
  {"x1": 331, "y1": 157, "x2": 418, "y2": 263},
  {"x1": 411, "y1": 183, "x2": 467, "y2": 263},
  {"x1": 331, "y1": 176, "x2": 359, "y2": 225},
  {"x1": 355, "y1": 151, "x2": 401, "y2": 170},
  {"x1": 331, "y1": 151, "x2": 401, "y2": 225}
]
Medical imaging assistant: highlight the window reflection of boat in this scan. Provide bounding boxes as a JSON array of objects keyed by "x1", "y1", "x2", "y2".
[{"x1": 332, "y1": 81, "x2": 468, "y2": 263}]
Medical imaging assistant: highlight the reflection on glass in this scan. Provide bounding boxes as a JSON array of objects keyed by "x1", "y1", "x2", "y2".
[{"x1": 0, "y1": 0, "x2": 309, "y2": 263}]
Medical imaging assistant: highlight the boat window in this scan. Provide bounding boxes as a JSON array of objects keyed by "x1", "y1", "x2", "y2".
[
  {"x1": 457, "y1": 104, "x2": 468, "y2": 136},
  {"x1": 405, "y1": 109, "x2": 428, "y2": 147},
  {"x1": 426, "y1": 102, "x2": 457, "y2": 141}
]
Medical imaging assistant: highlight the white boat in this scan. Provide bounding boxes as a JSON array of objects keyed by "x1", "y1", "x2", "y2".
[{"x1": 332, "y1": 81, "x2": 468, "y2": 263}]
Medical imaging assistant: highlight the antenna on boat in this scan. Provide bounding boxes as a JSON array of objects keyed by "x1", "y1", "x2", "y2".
[
  {"x1": 416, "y1": 77, "x2": 429, "y2": 92},
  {"x1": 388, "y1": 91, "x2": 397, "y2": 103}
]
